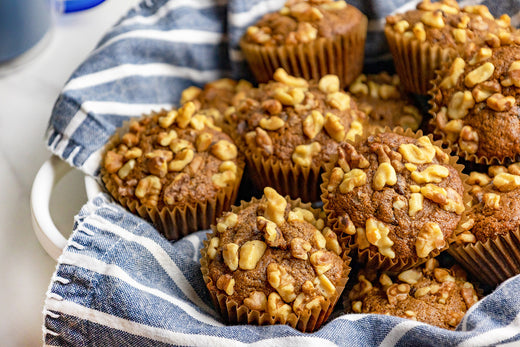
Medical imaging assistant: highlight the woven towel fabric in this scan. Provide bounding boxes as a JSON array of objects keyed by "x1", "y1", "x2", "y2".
[
  {"x1": 44, "y1": 194, "x2": 520, "y2": 346},
  {"x1": 43, "y1": 0, "x2": 520, "y2": 346}
]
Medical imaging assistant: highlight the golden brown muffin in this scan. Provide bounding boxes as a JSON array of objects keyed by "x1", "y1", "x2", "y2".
[
  {"x1": 347, "y1": 258, "x2": 480, "y2": 330},
  {"x1": 200, "y1": 187, "x2": 350, "y2": 332},
  {"x1": 431, "y1": 41, "x2": 520, "y2": 164},
  {"x1": 240, "y1": 0, "x2": 367, "y2": 87},
  {"x1": 385, "y1": 0, "x2": 515, "y2": 94},
  {"x1": 321, "y1": 130, "x2": 467, "y2": 272},
  {"x1": 101, "y1": 103, "x2": 244, "y2": 240},
  {"x1": 348, "y1": 73, "x2": 422, "y2": 132},
  {"x1": 449, "y1": 165, "x2": 520, "y2": 285},
  {"x1": 228, "y1": 68, "x2": 366, "y2": 202}
]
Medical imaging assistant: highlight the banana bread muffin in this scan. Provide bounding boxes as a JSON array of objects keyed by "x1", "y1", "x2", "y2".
[{"x1": 201, "y1": 187, "x2": 350, "y2": 332}]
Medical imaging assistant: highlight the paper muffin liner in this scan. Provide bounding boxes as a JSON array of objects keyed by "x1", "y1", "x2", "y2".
[
  {"x1": 428, "y1": 64, "x2": 518, "y2": 166},
  {"x1": 240, "y1": 15, "x2": 367, "y2": 88},
  {"x1": 384, "y1": 26, "x2": 455, "y2": 95},
  {"x1": 200, "y1": 196, "x2": 351, "y2": 332},
  {"x1": 320, "y1": 127, "x2": 471, "y2": 273},
  {"x1": 449, "y1": 227, "x2": 520, "y2": 286},
  {"x1": 100, "y1": 112, "x2": 245, "y2": 241}
]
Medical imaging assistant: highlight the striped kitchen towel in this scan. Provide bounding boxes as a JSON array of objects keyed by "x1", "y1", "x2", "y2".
[
  {"x1": 44, "y1": 194, "x2": 520, "y2": 346},
  {"x1": 43, "y1": 0, "x2": 520, "y2": 346}
]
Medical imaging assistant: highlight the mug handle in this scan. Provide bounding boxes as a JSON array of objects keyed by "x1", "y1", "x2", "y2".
[{"x1": 30, "y1": 155, "x2": 101, "y2": 260}]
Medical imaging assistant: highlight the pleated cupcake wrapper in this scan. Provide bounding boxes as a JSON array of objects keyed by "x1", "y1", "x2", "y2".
[
  {"x1": 448, "y1": 229, "x2": 520, "y2": 286},
  {"x1": 240, "y1": 15, "x2": 367, "y2": 88},
  {"x1": 199, "y1": 196, "x2": 351, "y2": 333},
  {"x1": 384, "y1": 26, "x2": 455, "y2": 95},
  {"x1": 320, "y1": 127, "x2": 470, "y2": 273},
  {"x1": 428, "y1": 62, "x2": 518, "y2": 165},
  {"x1": 100, "y1": 112, "x2": 245, "y2": 241}
]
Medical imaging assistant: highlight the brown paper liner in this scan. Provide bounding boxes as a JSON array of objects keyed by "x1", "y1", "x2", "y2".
[
  {"x1": 100, "y1": 112, "x2": 245, "y2": 241},
  {"x1": 320, "y1": 127, "x2": 471, "y2": 273},
  {"x1": 428, "y1": 63, "x2": 517, "y2": 166},
  {"x1": 240, "y1": 15, "x2": 367, "y2": 88},
  {"x1": 200, "y1": 196, "x2": 351, "y2": 332},
  {"x1": 384, "y1": 26, "x2": 455, "y2": 95},
  {"x1": 449, "y1": 229, "x2": 520, "y2": 286}
]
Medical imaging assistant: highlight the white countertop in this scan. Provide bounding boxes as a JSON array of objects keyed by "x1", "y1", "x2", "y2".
[{"x1": 0, "y1": 1, "x2": 139, "y2": 344}]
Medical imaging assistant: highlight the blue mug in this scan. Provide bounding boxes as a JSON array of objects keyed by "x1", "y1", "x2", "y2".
[{"x1": 0, "y1": 0, "x2": 105, "y2": 65}]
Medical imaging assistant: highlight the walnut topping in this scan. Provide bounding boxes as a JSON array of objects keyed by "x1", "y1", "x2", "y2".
[
  {"x1": 257, "y1": 216, "x2": 285, "y2": 248},
  {"x1": 105, "y1": 151, "x2": 124, "y2": 174},
  {"x1": 472, "y1": 80, "x2": 501, "y2": 103},
  {"x1": 349, "y1": 74, "x2": 368, "y2": 95},
  {"x1": 440, "y1": 57, "x2": 466, "y2": 89},
  {"x1": 483, "y1": 193, "x2": 501, "y2": 209},
  {"x1": 216, "y1": 212, "x2": 238, "y2": 233},
  {"x1": 448, "y1": 91, "x2": 474, "y2": 120},
  {"x1": 326, "y1": 92, "x2": 351, "y2": 111},
  {"x1": 398, "y1": 269, "x2": 423, "y2": 285},
  {"x1": 461, "y1": 283, "x2": 479, "y2": 308},
  {"x1": 365, "y1": 218, "x2": 394, "y2": 258},
  {"x1": 292, "y1": 142, "x2": 321, "y2": 167},
  {"x1": 288, "y1": 207, "x2": 315, "y2": 225},
  {"x1": 318, "y1": 74, "x2": 340, "y2": 94},
  {"x1": 158, "y1": 109, "x2": 177, "y2": 128},
  {"x1": 211, "y1": 140, "x2": 237, "y2": 160},
  {"x1": 421, "y1": 10, "x2": 445, "y2": 28},
  {"x1": 465, "y1": 62, "x2": 495, "y2": 88},
  {"x1": 411, "y1": 165, "x2": 450, "y2": 184},
  {"x1": 176, "y1": 102, "x2": 196, "y2": 128},
  {"x1": 267, "y1": 263, "x2": 296, "y2": 303},
  {"x1": 196, "y1": 132, "x2": 213, "y2": 152},
  {"x1": 309, "y1": 250, "x2": 334, "y2": 275},
  {"x1": 322, "y1": 227, "x2": 342, "y2": 255},
  {"x1": 373, "y1": 162, "x2": 397, "y2": 190},
  {"x1": 398, "y1": 136, "x2": 436, "y2": 164},
  {"x1": 413, "y1": 22, "x2": 426, "y2": 42},
  {"x1": 222, "y1": 243, "x2": 239, "y2": 271},
  {"x1": 346, "y1": 121, "x2": 363, "y2": 142},
  {"x1": 487, "y1": 93, "x2": 516, "y2": 112},
  {"x1": 339, "y1": 169, "x2": 367, "y2": 193},
  {"x1": 260, "y1": 116, "x2": 285, "y2": 131},
  {"x1": 469, "y1": 47, "x2": 492, "y2": 65},
  {"x1": 319, "y1": 0, "x2": 347, "y2": 11},
  {"x1": 386, "y1": 283, "x2": 410, "y2": 305},
  {"x1": 421, "y1": 184, "x2": 447, "y2": 205},
  {"x1": 244, "y1": 291, "x2": 267, "y2": 311},
  {"x1": 262, "y1": 99, "x2": 283, "y2": 115},
  {"x1": 458, "y1": 125, "x2": 479, "y2": 154},
  {"x1": 289, "y1": 238, "x2": 312, "y2": 260},
  {"x1": 207, "y1": 237, "x2": 220, "y2": 260},
  {"x1": 273, "y1": 68, "x2": 308, "y2": 88},
  {"x1": 323, "y1": 113, "x2": 346, "y2": 142},
  {"x1": 393, "y1": 20, "x2": 410, "y2": 34},
  {"x1": 267, "y1": 292, "x2": 292, "y2": 322},
  {"x1": 239, "y1": 240, "x2": 267, "y2": 270},
  {"x1": 408, "y1": 193, "x2": 424, "y2": 217},
  {"x1": 493, "y1": 172, "x2": 520, "y2": 192},
  {"x1": 464, "y1": 4, "x2": 493, "y2": 19},
  {"x1": 135, "y1": 175, "x2": 161, "y2": 207},
  {"x1": 254, "y1": 127, "x2": 273, "y2": 154},
  {"x1": 274, "y1": 88, "x2": 305, "y2": 106},
  {"x1": 433, "y1": 268, "x2": 455, "y2": 282},
  {"x1": 264, "y1": 187, "x2": 287, "y2": 226},
  {"x1": 212, "y1": 161, "x2": 237, "y2": 188},
  {"x1": 216, "y1": 274, "x2": 235, "y2": 295},
  {"x1": 452, "y1": 28, "x2": 466, "y2": 43},
  {"x1": 489, "y1": 165, "x2": 508, "y2": 177},
  {"x1": 303, "y1": 110, "x2": 324, "y2": 139},
  {"x1": 315, "y1": 274, "x2": 336, "y2": 298},
  {"x1": 246, "y1": 26, "x2": 271, "y2": 44},
  {"x1": 467, "y1": 172, "x2": 491, "y2": 186},
  {"x1": 168, "y1": 149, "x2": 194, "y2": 172},
  {"x1": 416, "y1": 222, "x2": 445, "y2": 258}
]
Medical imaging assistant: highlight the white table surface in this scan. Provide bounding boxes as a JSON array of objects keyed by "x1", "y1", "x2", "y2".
[{"x1": 0, "y1": 1, "x2": 139, "y2": 344}]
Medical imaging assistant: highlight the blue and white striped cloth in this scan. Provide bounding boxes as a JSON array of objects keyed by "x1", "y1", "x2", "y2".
[{"x1": 44, "y1": 0, "x2": 520, "y2": 345}]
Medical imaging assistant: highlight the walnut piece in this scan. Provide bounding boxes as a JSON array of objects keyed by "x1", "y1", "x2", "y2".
[
  {"x1": 415, "y1": 222, "x2": 445, "y2": 258},
  {"x1": 365, "y1": 218, "x2": 394, "y2": 258}
]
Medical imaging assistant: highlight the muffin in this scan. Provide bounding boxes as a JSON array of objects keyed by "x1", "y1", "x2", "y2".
[
  {"x1": 348, "y1": 72, "x2": 422, "y2": 132},
  {"x1": 228, "y1": 68, "x2": 366, "y2": 202},
  {"x1": 200, "y1": 187, "x2": 350, "y2": 332},
  {"x1": 449, "y1": 165, "x2": 520, "y2": 285},
  {"x1": 321, "y1": 129, "x2": 467, "y2": 272},
  {"x1": 179, "y1": 78, "x2": 253, "y2": 128},
  {"x1": 240, "y1": 0, "x2": 367, "y2": 87},
  {"x1": 430, "y1": 41, "x2": 520, "y2": 164},
  {"x1": 347, "y1": 258, "x2": 480, "y2": 330},
  {"x1": 101, "y1": 102, "x2": 244, "y2": 240},
  {"x1": 385, "y1": 0, "x2": 515, "y2": 94}
]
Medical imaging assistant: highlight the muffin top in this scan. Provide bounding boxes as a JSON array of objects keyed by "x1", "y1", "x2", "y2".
[
  {"x1": 457, "y1": 165, "x2": 520, "y2": 244},
  {"x1": 348, "y1": 73, "x2": 422, "y2": 132},
  {"x1": 205, "y1": 187, "x2": 348, "y2": 321},
  {"x1": 386, "y1": 0, "x2": 514, "y2": 56},
  {"x1": 348, "y1": 258, "x2": 479, "y2": 330},
  {"x1": 242, "y1": 0, "x2": 365, "y2": 46},
  {"x1": 431, "y1": 42, "x2": 520, "y2": 162},
  {"x1": 230, "y1": 68, "x2": 366, "y2": 167},
  {"x1": 179, "y1": 78, "x2": 253, "y2": 126},
  {"x1": 101, "y1": 102, "x2": 243, "y2": 210},
  {"x1": 323, "y1": 132, "x2": 465, "y2": 267}
]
